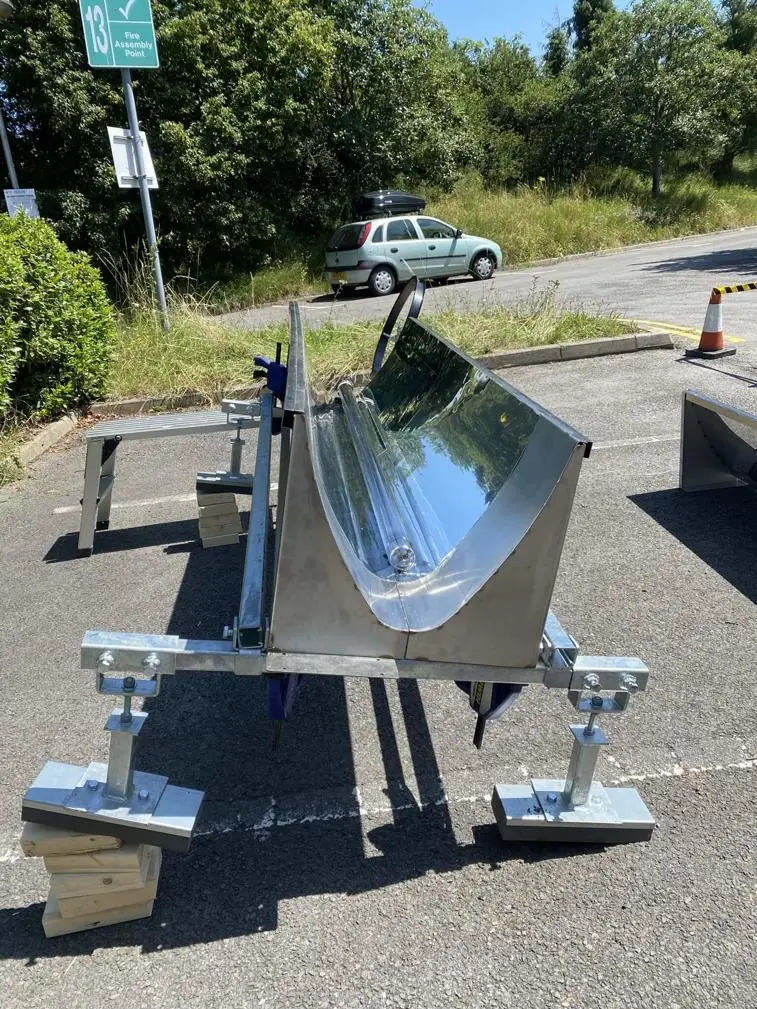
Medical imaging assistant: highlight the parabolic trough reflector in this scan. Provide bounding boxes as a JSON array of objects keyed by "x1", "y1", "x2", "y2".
[{"x1": 269, "y1": 308, "x2": 591, "y2": 667}]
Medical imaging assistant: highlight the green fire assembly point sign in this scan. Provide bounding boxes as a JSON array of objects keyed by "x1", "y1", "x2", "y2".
[{"x1": 79, "y1": 0, "x2": 159, "y2": 69}]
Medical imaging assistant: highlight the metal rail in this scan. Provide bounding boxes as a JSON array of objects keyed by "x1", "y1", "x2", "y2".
[{"x1": 237, "y1": 390, "x2": 274, "y2": 648}]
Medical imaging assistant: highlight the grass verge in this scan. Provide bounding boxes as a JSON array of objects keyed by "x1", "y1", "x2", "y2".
[
  {"x1": 0, "y1": 423, "x2": 26, "y2": 489},
  {"x1": 0, "y1": 295, "x2": 629, "y2": 484},
  {"x1": 109, "y1": 294, "x2": 629, "y2": 401}
]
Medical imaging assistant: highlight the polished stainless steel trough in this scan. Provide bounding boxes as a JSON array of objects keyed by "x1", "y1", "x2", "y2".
[{"x1": 271, "y1": 311, "x2": 589, "y2": 667}]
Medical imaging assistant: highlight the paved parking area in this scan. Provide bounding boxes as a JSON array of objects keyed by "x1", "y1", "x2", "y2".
[{"x1": 1, "y1": 345, "x2": 755, "y2": 1008}]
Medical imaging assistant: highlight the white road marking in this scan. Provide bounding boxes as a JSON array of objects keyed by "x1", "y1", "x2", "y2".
[
  {"x1": 193, "y1": 757, "x2": 756, "y2": 840},
  {"x1": 1, "y1": 758, "x2": 753, "y2": 864},
  {"x1": 592, "y1": 435, "x2": 679, "y2": 450},
  {"x1": 53, "y1": 485, "x2": 279, "y2": 515}
]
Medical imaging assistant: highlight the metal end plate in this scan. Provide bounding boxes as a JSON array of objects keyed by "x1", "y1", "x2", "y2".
[
  {"x1": 22, "y1": 761, "x2": 204, "y2": 853},
  {"x1": 492, "y1": 782, "x2": 655, "y2": 845}
]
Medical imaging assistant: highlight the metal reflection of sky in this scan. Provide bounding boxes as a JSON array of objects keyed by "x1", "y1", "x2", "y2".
[{"x1": 395, "y1": 430, "x2": 488, "y2": 549}]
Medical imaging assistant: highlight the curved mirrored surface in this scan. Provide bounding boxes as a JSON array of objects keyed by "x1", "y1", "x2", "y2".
[{"x1": 308, "y1": 316, "x2": 589, "y2": 632}]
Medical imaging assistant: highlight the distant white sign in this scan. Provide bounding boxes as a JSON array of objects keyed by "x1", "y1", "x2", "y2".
[
  {"x1": 4, "y1": 189, "x2": 40, "y2": 219},
  {"x1": 107, "y1": 126, "x2": 158, "y2": 189}
]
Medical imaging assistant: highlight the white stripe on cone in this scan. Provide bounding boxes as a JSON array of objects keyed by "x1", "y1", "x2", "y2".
[{"x1": 702, "y1": 297, "x2": 723, "y2": 338}]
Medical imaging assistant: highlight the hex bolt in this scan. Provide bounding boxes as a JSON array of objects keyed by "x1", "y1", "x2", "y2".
[
  {"x1": 582, "y1": 673, "x2": 601, "y2": 692},
  {"x1": 547, "y1": 792, "x2": 558, "y2": 803},
  {"x1": 138, "y1": 788, "x2": 150, "y2": 802},
  {"x1": 86, "y1": 779, "x2": 99, "y2": 791},
  {"x1": 122, "y1": 676, "x2": 136, "y2": 693},
  {"x1": 591, "y1": 695, "x2": 604, "y2": 709},
  {"x1": 97, "y1": 651, "x2": 115, "y2": 670},
  {"x1": 142, "y1": 653, "x2": 161, "y2": 672},
  {"x1": 621, "y1": 673, "x2": 639, "y2": 693}
]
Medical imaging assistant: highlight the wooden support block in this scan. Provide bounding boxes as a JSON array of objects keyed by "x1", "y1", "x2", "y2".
[
  {"x1": 20, "y1": 822, "x2": 121, "y2": 858},
  {"x1": 198, "y1": 501, "x2": 240, "y2": 518},
  {"x1": 201, "y1": 533, "x2": 240, "y2": 548},
  {"x1": 43, "y1": 892, "x2": 154, "y2": 938},
  {"x1": 50, "y1": 845, "x2": 149, "y2": 899},
  {"x1": 199, "y1": 513, "x2": 242, "y2": 535},
  {"x1": 57, "y1": 847, "x2": 161, "y2": 920},
  {"x1": 44, "y1": 842, "x2": 144, "y2": 875},
  {"x1": 196, "y1": 491, "x2": 236, "y2": 507}
]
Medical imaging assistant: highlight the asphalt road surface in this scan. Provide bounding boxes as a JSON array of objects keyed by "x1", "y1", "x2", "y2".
[
  {"x1": 225, "y1": 226, "x2": 757, "y2": 350},
  {"x1": 1, "y1": 346, "x2": 756, "y2": 1008}
]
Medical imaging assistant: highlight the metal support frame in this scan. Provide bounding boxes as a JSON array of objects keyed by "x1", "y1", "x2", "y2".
[
  {"x1": 58, "y1": 298, "x2": 656, "y2": 850},
  {"x1": 57, "y1": 607, "x2": 655, "y2": 847}
]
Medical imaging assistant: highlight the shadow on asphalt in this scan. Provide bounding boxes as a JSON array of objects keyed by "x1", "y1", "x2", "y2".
[
  {"x1": 640, "y1": 247, "x2": 757, "y2": 276},
  {"x1": 1, "y1": 528, "x2": 601, "y2": 958},
  {"x1": 43, "y1": 514, "x2": 255, "y2": 563},
  {"x1": 630, "y1": 486, "x2": 757, "y2": 602},
  {"x1": 43, "y1": 518, "x2": 203, "y2": 562}
]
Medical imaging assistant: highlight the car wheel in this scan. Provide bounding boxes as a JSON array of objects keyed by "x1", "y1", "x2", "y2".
[
  {"x1": 471, "y1": 252, "x2": 495, "y2": 281},
  {"x1": 368, "y1": 265, "x2": 397, "y2": 297}
]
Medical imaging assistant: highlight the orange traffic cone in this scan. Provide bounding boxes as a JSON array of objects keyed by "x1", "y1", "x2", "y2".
[{"x1": 685, "y1": 289, "x2": 736, "y2": 359}]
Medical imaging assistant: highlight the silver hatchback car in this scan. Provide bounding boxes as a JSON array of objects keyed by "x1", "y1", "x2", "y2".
[{"x1": 325, "y1": 214, "x2": 504, "y2": 296}]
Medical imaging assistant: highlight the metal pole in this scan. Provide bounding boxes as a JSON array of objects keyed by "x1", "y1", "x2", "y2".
[
  {"x1": 0, "y1": 105, "x2": 20, "y2": 189},
  {"x1": 120, "y1": 68, "x2": 169, "y2": 332}
]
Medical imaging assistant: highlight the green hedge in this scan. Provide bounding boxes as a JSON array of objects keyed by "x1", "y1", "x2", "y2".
[{"x1": 0, "y1": 215, "x2": 115, "y2": 420}]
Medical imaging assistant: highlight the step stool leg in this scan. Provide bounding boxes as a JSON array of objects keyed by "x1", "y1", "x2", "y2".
[
  {"x1": 78, "y1": 439, "x2": 104, "y2": 555},
  {"x1": 95, "y1": 439, "x2": 119, "y2": 530}
]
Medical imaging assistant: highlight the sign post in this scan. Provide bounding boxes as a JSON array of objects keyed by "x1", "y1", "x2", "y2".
[{"x1": 78, "y1": 0, "x2": 168, "y2": 330}]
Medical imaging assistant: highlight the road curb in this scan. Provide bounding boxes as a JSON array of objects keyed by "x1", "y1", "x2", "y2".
[
  {"x1": 481, "y1": 331, "x2": 673, "y2": 369},
  {"x1": 16, "y1": 413, "x2": 79, "y2": 466}
]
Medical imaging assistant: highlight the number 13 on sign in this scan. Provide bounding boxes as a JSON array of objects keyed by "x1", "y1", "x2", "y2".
[{"x1": 84, "y1": 4, "x2": 110, "y2": 58}]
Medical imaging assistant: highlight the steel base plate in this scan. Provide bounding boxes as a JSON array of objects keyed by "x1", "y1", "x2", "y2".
[
  {"x1": 491, "y1": 779, "x2": 655, "y2": 844},
  {"x1": 22, "y1": 761, "x2": 204, "y2": 852}
]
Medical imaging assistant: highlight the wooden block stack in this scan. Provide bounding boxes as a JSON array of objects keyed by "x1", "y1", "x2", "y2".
[
  {"x1": 20, "y1": 822, "x2": 162, "y2": 938},
  {"x1": 197, "y1": 491, "x2": 242, "y2": 548}
]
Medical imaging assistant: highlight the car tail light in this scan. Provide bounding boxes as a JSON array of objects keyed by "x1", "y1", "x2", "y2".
[{"x1": 357, "y1": 223, "x2": 371, "y2": 247}]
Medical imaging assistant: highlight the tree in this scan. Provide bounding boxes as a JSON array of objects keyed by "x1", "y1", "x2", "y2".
[
  {"x1": 572, "y1": 0, "x2": 614, "y2": 51},
  {"x1": 0, "y1": 0, "x2": 477, "y2": 280},
  {"x1": 719, "y1": 0, "x2": 757, "y2": 51},
  {"x1": 543, "y1": 26, "x2": 571, "y2": 76},
  {"x1": 574, "y1": 0, "x2": 747, "y2": 196},
  {"x1": 715, "y1": 1, "x2": 757, "y2": 176}
]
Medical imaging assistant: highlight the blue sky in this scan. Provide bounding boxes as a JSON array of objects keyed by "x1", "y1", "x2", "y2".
[{"x1": 416, "y1": 1, "x2": 630, "y2": 55}]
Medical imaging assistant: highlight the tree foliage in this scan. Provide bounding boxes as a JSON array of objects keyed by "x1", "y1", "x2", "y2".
[
  {"x1": 0, "y1": 215, "x2": 114, "y2": 420},
  {"x1": 1, "y1": 0, "x2": 757, "y2": 281},
  {"x1": 573, "y1": 0, "x2": 615, "y2": 50}
]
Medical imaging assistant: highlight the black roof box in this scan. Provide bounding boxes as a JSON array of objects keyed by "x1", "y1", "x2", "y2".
[{"x1": 354, "y1": 191, "x2": 426, "y2": 219}]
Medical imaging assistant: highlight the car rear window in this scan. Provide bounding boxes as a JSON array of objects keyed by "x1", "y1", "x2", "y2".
[{"x1": 326, "y1": 224, "x2": 369, "y2": 251}]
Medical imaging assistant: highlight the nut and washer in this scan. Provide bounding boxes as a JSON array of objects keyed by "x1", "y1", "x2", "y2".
[{"x1": 582, "y1": 673, "x2": 601, "y2": 692}]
